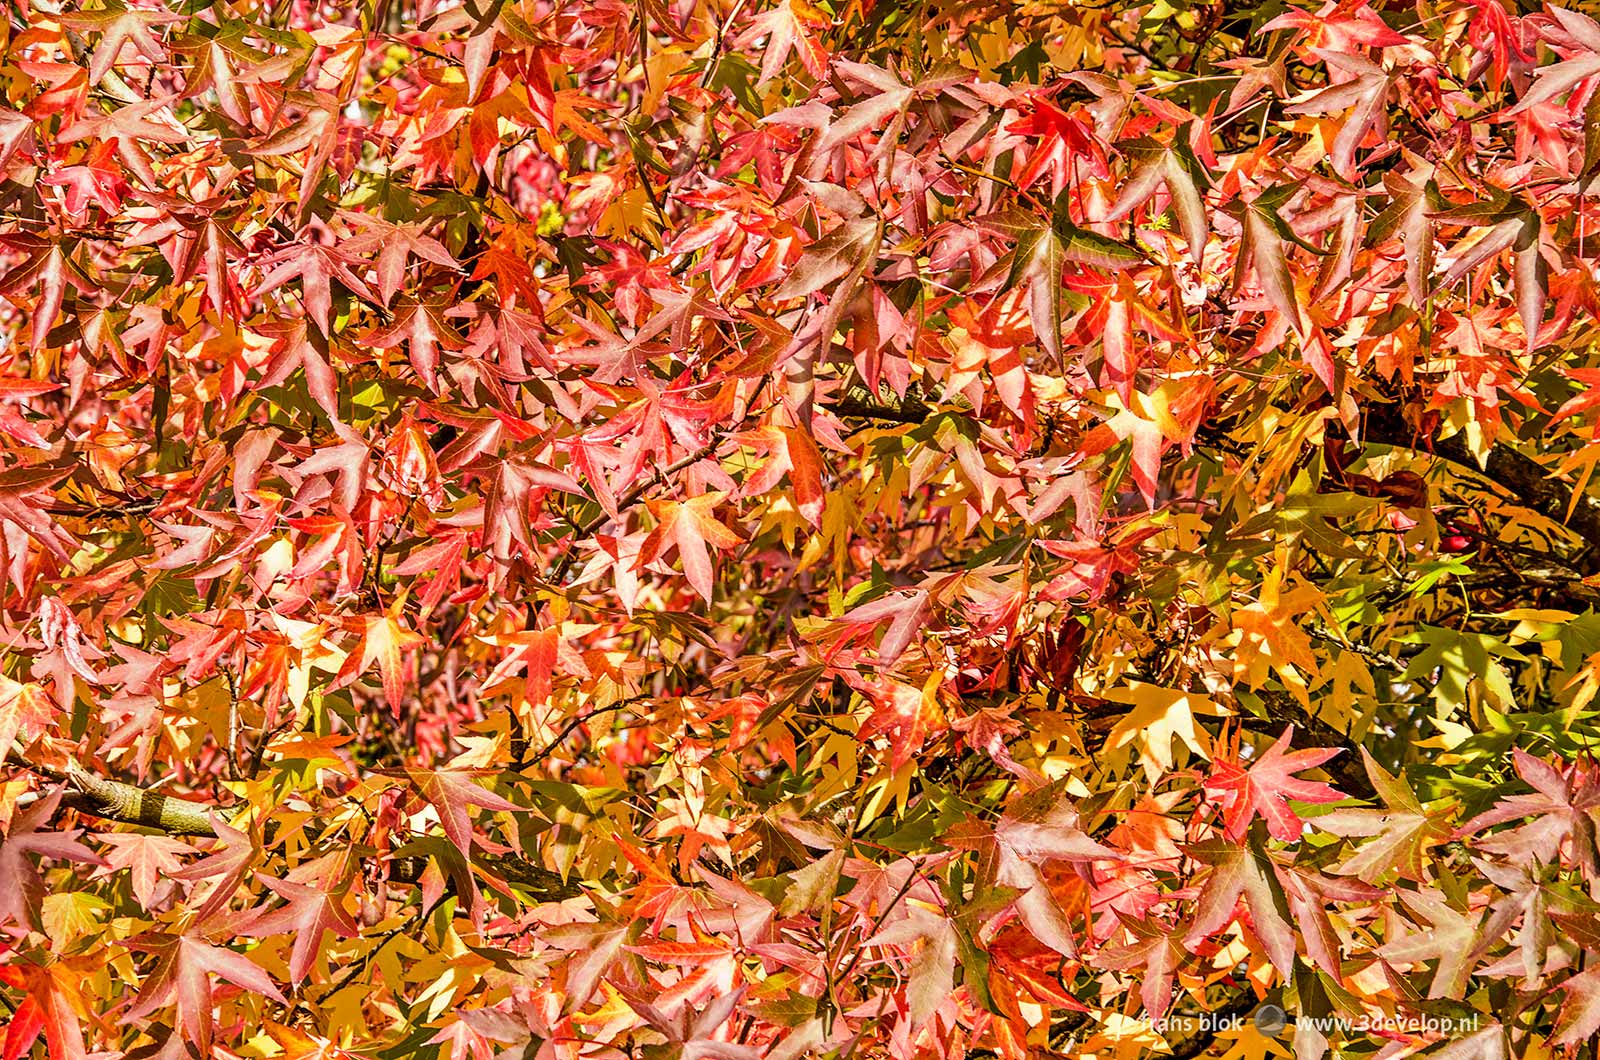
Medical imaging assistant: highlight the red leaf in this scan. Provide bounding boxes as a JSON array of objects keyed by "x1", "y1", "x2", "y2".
[
  {"x1": 402, "y1": 767, "x2": 523, "y2": 856},
  {"x1": 0, "y1": 794, "x2": 105, "y2": 931},
  {"x1": 1204, "y1": 727, "x2": 1345, "y2": 842},
  {"x1": 0, "y1": 964, "x2": 84, "y2": 1060},
  {"x1": 125, "y1": 932, "x2": 286, "y2": 1054},
  {"x1": 239, "y1": 876, "x2": 361, "y2": 983},
  {"x1": 168, "y1": 818, "x2": 258, "y2": 927},
  {"x1": 638, "y1": 492, "x2": 743, "y2": 604},
  {"x1": 97, "y1": 833, "x2": 192, "y2": 911},
  {"x1": 255, "y1": 242, "x2": 376, "y2": 337}
]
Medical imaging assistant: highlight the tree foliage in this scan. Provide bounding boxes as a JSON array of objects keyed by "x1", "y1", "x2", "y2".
[{"x1": 3, "y1": 0, "x2": 1600, "y2": 1057}]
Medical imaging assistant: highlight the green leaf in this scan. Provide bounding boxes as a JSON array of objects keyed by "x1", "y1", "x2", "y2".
[{"x1": 779, "y1": 848, "x2": 844, "y2": 916}]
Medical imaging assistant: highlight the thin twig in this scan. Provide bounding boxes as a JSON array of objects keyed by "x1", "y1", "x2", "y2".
[
  {"x1": 518, "y1": 696, "x2": 646, "y2": 769},
  {"x1": 1306, "y1": 626, "x2": 1407, "y2": 672},
  {"x1": 548, "y1": 441, "x2": 720, "y2": 584}
]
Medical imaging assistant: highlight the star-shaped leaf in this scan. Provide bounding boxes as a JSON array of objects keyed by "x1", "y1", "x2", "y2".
[
  {"x1": 1318, "y1": 749, "x2": 1456, "y2": 882},
  {"x1": 401, "y1": 767, "x2": 523, "y2": 857},
  {"x1": 1204, "y1": 727, "x2": 1345, "y2": 842},
  {"x1": 124, "y1": 932, "x2": 286, "y2": 1054},
  {"x1": 239, "y1": 876, "x2": 361, "y2": 983}
]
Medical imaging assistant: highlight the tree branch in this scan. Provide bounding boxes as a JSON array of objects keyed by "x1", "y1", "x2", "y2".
[
  {"x1": 827, "y1": 388, "x2": 933, "y2": 424},
  {"x1": 11, "y1": 756, "x2": 581, "y2": 899},
  {"x1": 1168, "y1": 987, "x2": 1264, "y2": 1060},
  {"x1": 25, "y1": 758, "x2": 218, "y2": 835},
  {"x1": 517, "y1": 697, "x2": 641, "y2": 770},
  {"x1": 1362, "y1": 404, "x2": 1600, "y2": 574},
  {"x1": 833, "y1": 393, "x2": 1600, "y2": 581},
  {"x1": 548, "y1": 439, "x2": 721, "y2": 584},
  {"x1": 1307, "y1": 625, "x2": 1408, "y2": 672}
]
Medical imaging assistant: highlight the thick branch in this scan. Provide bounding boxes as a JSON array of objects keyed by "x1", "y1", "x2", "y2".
[
  {"x1": 14, "y1": 758, "x2": 581, "y2": 899},
  {"x1": 828, "y1": 389, "x2": 933, "y2": 424},
  {"x1": 1363, "y1": 404, "x2": 1600, "y2": 574},
  {"x1": 33, "y1": 760, "x2": 218, "y2": 835}
]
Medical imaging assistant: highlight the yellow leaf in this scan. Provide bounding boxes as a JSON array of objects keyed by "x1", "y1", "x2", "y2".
[
  {"x1": 41, "y1": 891, "x2": 108, "y2": 946},
  {"x1": 338, "y1": 613, "x2": 424, "y2": 709},
  {"x1": 1102, "y1": 682, "x2": 1227, "y2": 780},
  {"x1": 0, "y1": 674, "x2": 54, "y2": 769},
  {"x1": 1324, "y1": 648, "x2": 1377, "y2": 736},
  {"x1": 859, "y1": 761, "x2": 914, "y2": 825},
  {"x1": 573, "y1": 981, "x2": 636, "y2": 1027},
  {"x1": 597, "y1": 186, "x2": 653, "y2": 242}
]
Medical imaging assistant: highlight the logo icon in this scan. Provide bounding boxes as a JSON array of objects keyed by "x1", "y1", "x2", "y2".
[{"x1": 1254, "y1": 1004, "x2": 1288, "y2": 1038}]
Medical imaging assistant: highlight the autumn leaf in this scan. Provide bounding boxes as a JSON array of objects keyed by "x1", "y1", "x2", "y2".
[
  {"x1": 1454, "y1": 749, "x2": 1600, "y2": 873},
  {"x1": 0, "y1": 963, "x2": 87, "y2": 1060},
  {"x1": 840, "y1": 589, "x2": 929, "y2": 665},
  {"x1": 124, "y1": 932, "x2": 286, "y2": 1053},
  {"x1": 1101, "y1": 682, "x2": 1223, "y2": 780},
  {"x1": 400, "y1": 766, "x2": 523, "y2": 857},
  {"x1": 0, "y1": 237, "x2": 88, "y2": 354},
  {"x1": 783, "y1": 425, "x2": 826, "y2": 526},
  {"x1": 1204, "y1": 727, "x2": 1345, "y2": 842},
  {"x1": 1234, "y1": 190, "x2": 1306, "y2": 339},
  {"x1": 254, "y1": 242, "x2": 376, "y2": 338},
  {"x1": 864, "y1": 909, "x2": 959, "y2": 1030},
  {"x1": 772, "y1": 218, "x2": 880, "y2": 302},
  {"x1": 0, "y1": 109, "x2": 34, "y2": 173},
  {"x1": 1317, "y1": 749, "x2": 1456, "y2": 882},
  {"x1": 992, "y1": 787, "x2": 1116, "y2": 959},
  {"x1": 1097, "y1": 917, "x2": 1188, "y2": 1020},
  {"x1": 56, "y1": 2, "x2": 183, "y2": 85},
  {"x1": 857, "y1": 677, "x2": 943, "y2": 769},
  {"x1": 168, "y1": 819, "x2": 258, "y2": 927},
  {"x1": 814, "y1": 65, "x2": 913, "y2": 155},
  {"x1": 97, "y1": 833, "x2": 192, "y2": 911},
  {"x1": 0, "y1": 795, "x2": 104, "y2": 931},
  {"x1": 738, "y1": 0, "x2": 829, "y2": 83},
  {"x1": 0, "y1": 675, "x2": 53, "y2": 769},
  {"x1": 239, "y1": 876, "x2": 361, "y2": 983},
  {"x1": 340, "y1": 218, "x2": 462, "y2": 308},
  {"x1": 361, "y1": 298, "x2": 468, "y2": 392},
  {"x1": 1107, "y1": 138, "x2": 1211, "y2": 265},
  {"x1": 1554, "y1": 965, "x2": 1600, "y2": 1045},
  {"x1": 637, "y1": 492, "x2": 743, "y2": 604},
  {"x1": 983, "y1": 196, "x2": 1142, "y2": 364},
  {"x1": 337, "y1": 614, "x2": 425, "y2": 713},
  {"x1": 1281, "y1": 51, "x2": 1393, "y2": 181},
  {"x1": 1182, "y1": 837, "x2": 1296, "y2": 974},
  {"x1": 1375, "y1": 889, "x2": 1483, "y2": 999}
]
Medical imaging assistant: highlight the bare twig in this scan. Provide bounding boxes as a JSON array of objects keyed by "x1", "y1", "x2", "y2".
[
  {"x1": 1307, "y1": 626, "x2": 1407, "y2": 672},
  {"x1": 518, "y1": 696, "x2": 647, "y2": 769},
  {"x1": 548, "y1": 440, "x2": 721, "y2": 584}
]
